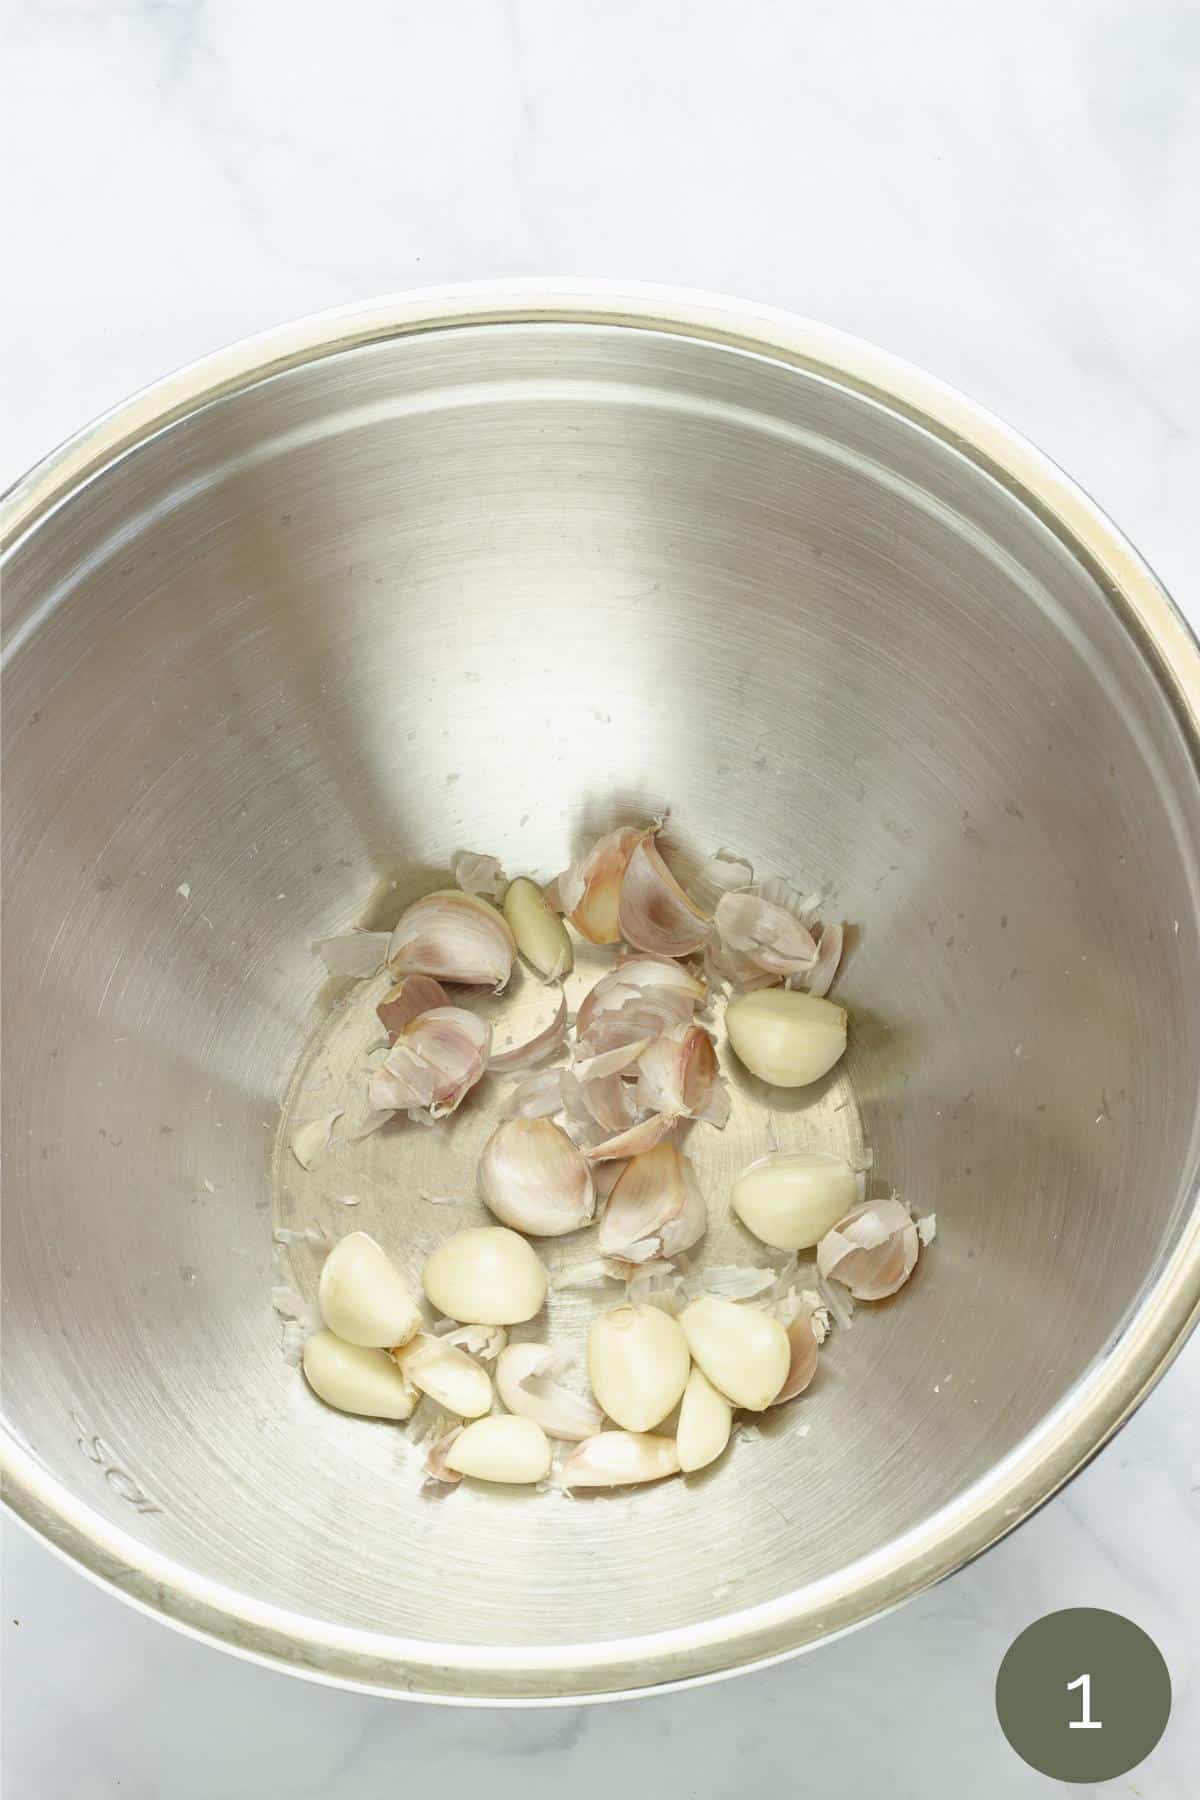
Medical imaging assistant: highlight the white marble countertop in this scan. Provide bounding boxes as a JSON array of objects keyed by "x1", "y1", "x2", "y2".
[{"x1": 3, "y1": 2, "x2": 1197, "y2": 1794}]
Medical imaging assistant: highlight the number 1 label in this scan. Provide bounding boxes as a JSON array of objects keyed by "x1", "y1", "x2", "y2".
[{"x1": 1067, "y1": 1672, "x2": 1103, "y2": 1730}]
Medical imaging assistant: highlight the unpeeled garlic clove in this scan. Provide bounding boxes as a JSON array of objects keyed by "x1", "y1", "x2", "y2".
[
  {"x1": 318, "y1": 1232, "x2": 422, "y2": 1349},
  {"x1": 732, "y1": 1149, "x2": 861, "y2": 1250},
  {"x1": 676, "y1": 1366, "x2": 733, "y2": 1472},
  {"x1": 423, "y1": 1227, "x2": 549, "y2": 1325},
  {"x1": 560, "y1": 1430, "x2": 681, "y2": 1488},
  {"x1": 617, "y1": 833, "x2": 712, "y2": 958},
  {"x1": 816, "y1": 1198, "x2": 919, "y2": 1300},
  {"x1": 394, "y1": 1335, "x2": 493, "y2": 1417},
  {"x1": 575, "y1": 957, "x2": 704, "y2": 1042},
  {"x1": 714, "y1": 891, "x2": 818, "y2": 977},
  {"x1": 725, "y1": 989, "x2": 847, "y2": 1088},
  {"x1": 479, "y1": 1117, "x2": 596, "y2": 1237},
  {"x1": 587, "y1": 1302, "x2": 691, "y2": 1432},
  {"x1": 503, "y1": 876, "x2": 574, "y2": 980},
  {"x1": 636, "y1": 1024, "x2": 728, "y2": 1125},
  {"x1": 556, "y1": 826, "x2": 644, "y2": 944},
  {"x1": 377, "y1": 974, "x2": 449, "y2": 1039},
  {"x1": 679, "y1": 1296, "x2": 790, "y2": 1412},
  {"x1": 388, "y1": 889, "x2": 515, "y2": 990},
  {"x1": 401, "y1": 1007, "x2": 492, "y2": 1116},
  {"x1": 495, "y1": 1342, "x2": 604, "y2": 1440},
  {"x1": 302, "y1": 1330, "x2": 418, "y2": 1420},
  {"x1": 599, "y1": 1143, "x2": 707, "y2": 1261},
  {"x1": 446, "y1": 1414, "x2": 553, "y2": 1484}
]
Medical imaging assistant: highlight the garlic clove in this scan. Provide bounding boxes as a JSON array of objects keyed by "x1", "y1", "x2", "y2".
[
  {"x1": 495, "y1": 1343, "x2": 604, "y2": 1440},
  {"x1": 575, "y1": 957, "x2": 704, "y2": 1040},
  {"x1": 587, "y1": 1302, "x2": 691, "y2": 1432},
  {"x1": 599, "y1": 1144, "x2": 707, "y2": 1261},
  {"x1": 488, "y1": 988, "x2": 568, "y2": 1073},
  {"x1": 451, "y1": 850, "x2": 508, "y2": 902},
  {"x1": 394, "y1": 1335, "x2": 493, "y2": 1418},
  {"x1": 583, "y1": 1111, "x2": 677, "y2": 1162},
  {"x1": 445, "y1": 1414, "x2": 553, "y2": 1484},
  {"x1": 816, "y1": 1198, "x2": 919, "y2": 1300},
  {"x1": 314, "y1": 931, "x2": 391, "y2": 979},
  {"x1": 479, "y1": 1117, "x2": 596, "y2": 1237},
  {"x1": 617, "y1": 833, "x2": 712, "y2": 958},
  {"x1": 679, "y1": 1296, "x2": 790, "y2": 1412},
  {"x1": 676, "y1": 1366, "x2": 733, "y2": 1472},
  {"x1": 725, "y1": 989, "x2": 847, "y2": 1088},
  {"x1": 772, "y1": 1312, "x2": 821, "y2": 1404},
  {"x1": 502, "y1": 1066, "x2": 564, "y2": 1119},
  {"x1": 318, "y1": 1232, "x2": 422, "y2": 1349},
  {"x1": 290, "y1": 1109, "x2": 343, "y2": 1169},
  {"x1": 636, "y1": 1024, "x2": 727, "y2": 1123},
  {"x1": 400, "y1": 1006, "x2": 492, "y2": 1115},
  {"x1": 388, "y1": 889, "x2": 515, "y2": 990},
  {"x1": 377, "y1": 974, "x2": 449, "y2": 1039},
  {"x1": 302, "y1": 1330, "x2": 419, "y2": 1420},
  {"x1": 503, "y1": 876, "x2": 574, "y2": 980},
  {"x1": 423, "y1": 1227, "x2": 549, "y2": 1325},
  {"x1": 558, "y1": 826, "x2": 644, "y2": 944},
  {"x1": 732, "y1": 1149, "x2": 860, "y2": 1251},
  {"x1": 560, "y1": 1430, "x2": 681, "y2": 1488},
  {"x1": 714, "y1": 891, "x2": 818, "y2": 976}
]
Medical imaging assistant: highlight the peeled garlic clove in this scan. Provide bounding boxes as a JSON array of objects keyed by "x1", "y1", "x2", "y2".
[
  {"x1": 394, "y1": 1335, "x2": 493, "y2": 1418},
  {"x1": 732, "y1": 1149, "x2": 860, "y2": 1251},
  {"x1": 451, "y1": 849, "x2": 508, "y2": 901},
  {"x1": 636, "y1": 1024, "x2": 725, "y2": 1122},
  {"x1": 679, "y1": 1296, "x2": 790, "y2": 1412},
  {"x1": 561, "y1": 1430, "x2": 680, "y2": 1489},
  {"x1": 559, "y1": 825, "x2": 644, "y2": 944},
  {"x1": 714, "y1": 891, "x2": 818, "y2": 976},
  {"x1": 388, "y1": 889, "x2": 515, "y2": 991},
  {"x1": 676, "y1": 1366, "x2": 733, "y2": 1472},
  {"x1": 401, "y1": 1006, "x2": 492, "y2": 1115},
  {"x1": 446, "y1": 1414, "x2": 553, "y2": 1484},
  {"x1": 617, "y1": 833, "x2": 712, "y2": 958},
  {"x1": 587, "y1": 1303, "x2": 691, "y2": 1432},
  {"x1": 479, "y1": 1117, "x2": 596, "y2": 1237},
  {"x1": 488, "y1": 989, "x2": 568, "y2": 1073},
  {"x1": 599, "y1": 1144, "x2": 707, "y2": 1261},
  {"x1": 773, "y1": 1313, "x2": 821, "y2": 1404},
  {"x1": 503, "y1": 876, "x2": 574, "y2": 980},
  {"x1": 318, "y1": 1232, "x2": 422, "y2": 1349},
  {"x1": 302, "y1": 1330, "x2": 418, "y2": 1420},
  {"x1": 725, "y1": 989, "x2": 847, "y2": 1088},
  {"x1": 423, "y1": 1227, "x2": 549, "y2": 1325},
  {"x1": 377, "y1": 974, "x2": 449, "y2": 1038},
  {"x1": 495, "y1": 1343, "x2": 604, "y2": 1440},
  {"x1": 584, "y1": 1111, "x2": 676, "y2": 1162},
  {"x1": 816, "y1": 1198, "x2": 919, "y2": 1300}
]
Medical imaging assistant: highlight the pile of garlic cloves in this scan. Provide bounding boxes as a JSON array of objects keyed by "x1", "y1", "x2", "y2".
[{"x1": 291, "y1": 823, "x2": 934, "y2": 1493}]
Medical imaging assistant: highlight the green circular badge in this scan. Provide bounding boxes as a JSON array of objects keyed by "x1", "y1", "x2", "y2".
[{"x1": 996, "y1": 1608, "x2": 1171, "y2": 1782}]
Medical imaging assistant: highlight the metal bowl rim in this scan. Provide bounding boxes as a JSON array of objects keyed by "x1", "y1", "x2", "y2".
[{"x1": 3, "y1": 279, "x2": 1198, "y2": 1703}]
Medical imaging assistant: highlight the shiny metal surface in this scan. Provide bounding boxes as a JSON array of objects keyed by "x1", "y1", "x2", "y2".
[{"x1": 3, "y1": 283, "x2": 1199, "y2": 1702}]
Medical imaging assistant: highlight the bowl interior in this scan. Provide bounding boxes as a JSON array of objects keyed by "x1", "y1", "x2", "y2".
[{"x1": 3, "y1": 316, "x2": 1199, "y2": 1695}]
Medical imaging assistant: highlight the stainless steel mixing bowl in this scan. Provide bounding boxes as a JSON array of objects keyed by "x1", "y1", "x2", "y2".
[{"x1": 3, "y1": 283, "x2": 1199, "y2": 1702}]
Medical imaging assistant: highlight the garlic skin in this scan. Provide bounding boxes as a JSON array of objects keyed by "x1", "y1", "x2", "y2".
[
  {"x1": 599, "y1": 1144, "x2": 707, "y2": 1262},
  {"x1": 817, "y1": 1198, "x2": 919, "y2": 1300},
  {"x1": 451, "y1": 850, "x2": 508, "y2": 902},
  {"x1": 479, "y1": 1117, "x2": 596, "y2": 1237},
  {"x1": 636, "y1": 1024, "x2": 728, "y2": 1125},
  {"x1": 394, "y1": 1335, "x2": 493, "y2": 1418},
  {"x1": 575, "y1": 957, "x2": 704, "y2": 1044},
  {"x1": 423, "y1": 1227, "x2": 549, "y2": 1325},
  {"x1": 377, "y1": 974, "x2": 449, "y2": 1039},
  {"x1": 584, "y1": 1111, "x2": 677, "y2": 1162},
  {"x1": 367, "y1": 1006, "x2": 491, "y2": 1117},
  {"x1": 558, "y1": 826, "x2": 644, "y2": 944},
  {"x1": 679, "y1": 1296, "x2": 790, "y2": 1412},
  {"x1": 302, "y1": 1331, "x2": 418, "y2": 1420},
  {"x1": 587, "y1": 1303, "x2": 691, "y2": 1432},
  {"x1": 423, "y1": 1425, "x2": 464, "y2": 1483},
  {"x1": 495, "y1": 1343, "x2": 604, "y2": 1440},
  {"x1": 773, "y1": 1312, "x2": 821, "y2": 1404},
  {"x1": 502, "y1": 1067, "x2": 565, "y2": 1119},
  {"x1": 290, "y1": 1109, "x2": 343, "y2": 1169},
  {"x1": 561, "y1": 1431, "x2": 680, "y2": 1489},
  {"x1": 618, "y1": 833, "x2": 713, "y2": 958},
  {"x1": 725, "y1": 989, "x2": 847, "y2": 1088},
  {"x1": 487, "y1": 989, "x2": 569, "y2": 1073},
  {"x1": 714, "y1": 890, "x2": 817, "y2": 977},
  {"x1": 797, "y1": 921, "x2": 844, "y2": 998},
  {"x1": 318, "y1": 1233, "x2": 422, "y2": 1349},
  {"x1": 388, "y1": 889, "x2": 515, "y2": 991},
  {"x1": 676, "y1": 1366, "x2": 733, "y2": 1472},
  {"x1": 732, "y1": 1149, "x2": 860, "y2": 1251},
  {"x1": 503, "y1": 876, "x2": 574, "y2": 980},
  {"x1": 445, "y1": 1414, "x2": 553, "y2": 1484}
]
